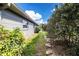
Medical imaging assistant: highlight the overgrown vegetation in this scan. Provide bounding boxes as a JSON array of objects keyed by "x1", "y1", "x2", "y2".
[
  {"x1": 47, "y1": 3, "x2": 79, "y2": 55},
  {"x1": 0, "y1": 25, "x2": 24, "y2": 56},
  {"x1": 0, "y1": 25, "x2": 46, "y2": 56},
  {"x1": 22, "y1": 31, "x2": 46, "y2": 56},
  {"x1": 41, "y1": 24, "x2": 47, "y2": 31},
  {"x1": 34, "y1": 26, "x2": 40, "y2": 33}
]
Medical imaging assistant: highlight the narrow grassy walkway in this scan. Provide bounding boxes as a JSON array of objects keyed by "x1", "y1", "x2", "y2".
[{"x1": 22, "y1": 31, "x2": 47, "y2": 56}]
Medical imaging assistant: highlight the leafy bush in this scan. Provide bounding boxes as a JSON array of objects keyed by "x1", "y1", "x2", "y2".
[
  {"x1": 34, "y1": 26, "x2": 40, "y2": 33},
  {"x1": 0, "y1": 25, "x2": 25, "y2": 56},
  {"x1": 22, "y1": 34, "x2": 38, "y2": 56},
  {"x1": 41, "y1": 24, "x2": 47, "y2": 31}
]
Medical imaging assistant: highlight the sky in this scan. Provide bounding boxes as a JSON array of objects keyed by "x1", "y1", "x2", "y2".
[{"x1": 16, "y1": 3, "x2": 59, "y2": 24}]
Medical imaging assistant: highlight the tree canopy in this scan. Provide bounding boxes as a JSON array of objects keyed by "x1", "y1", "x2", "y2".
[{"x1": 47, "y1": 3, "x2": 79, "y2": 55}]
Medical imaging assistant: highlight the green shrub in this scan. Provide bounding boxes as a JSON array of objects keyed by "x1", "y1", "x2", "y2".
[
  {"x1": 34, "y1": 26, "x2": 40, "y2": 33},
  {"x1": 0, "y1": 26, "x2": 25, "y2": 56},
  {"x1": 22, "y1": 34, "x2": 39, "y2": 56}
]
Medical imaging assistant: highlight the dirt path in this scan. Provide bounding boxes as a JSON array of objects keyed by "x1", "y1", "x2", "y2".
[
  {"x1": 45, "y1": 37, "x2": 55, "y2": 56},
  {"x1": 45, "y1": 37, "x2": 66, "y2": 56}
]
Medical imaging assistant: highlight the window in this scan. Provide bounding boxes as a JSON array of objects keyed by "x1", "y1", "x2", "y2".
[
  {"x1": 23, "y1": 25, "x2": 28, "y2": 28},
  {"x1": 23, "y1": 22, "x2": 29, "y2": 28}
]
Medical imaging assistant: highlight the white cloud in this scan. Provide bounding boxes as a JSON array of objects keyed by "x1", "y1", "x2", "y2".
[
  {"x1": 25, "y1": 10, "x2": 42, "y2": 20},
  {"x1": 43, "y1": 21, "x2": 47, "y2": 24},
  {"x1": 25, "y1": 10, "x2": 46, "y2": 24},
  {"x1": 35, "y1": 19, "x2": 43, "y2": 24},
  {"x1": 51, "y1": 8, "x2": 56, "y2": 13},
  {"x1": 36, "y1": 19, "x2": 47, "y2": 24}
]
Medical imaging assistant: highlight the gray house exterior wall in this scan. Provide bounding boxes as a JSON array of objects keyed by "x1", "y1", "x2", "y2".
[
  {"x1": 0, "y1": 9, "x2": 35, "y2": 38},
  {"x1": 0, "y1": 11, "x2": 1, "y2": 23}
]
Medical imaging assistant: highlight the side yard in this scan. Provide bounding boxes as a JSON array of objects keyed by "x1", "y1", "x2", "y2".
[
  {"x1": 22, "y1": 31, "x2": 47, "y2": 56},
  {"x1": 0, "y1": 25, "x2": 47, "y2": 56}
]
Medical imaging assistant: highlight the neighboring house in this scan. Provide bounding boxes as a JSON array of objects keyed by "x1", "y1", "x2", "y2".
[{"x1": 0, "y1": 3, "x2": 38, "y2": 38}]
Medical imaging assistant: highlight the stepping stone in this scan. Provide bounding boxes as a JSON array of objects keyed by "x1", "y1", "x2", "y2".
[
  {"x1": 46, "y1": 49, "x2": 53, "y2": 55},
  {"x1": 45, "y1": 43, "x2": 51, "y2": 48},
  {"x1": 46, "y1": 39, "x2": 51, "y2": 43}
]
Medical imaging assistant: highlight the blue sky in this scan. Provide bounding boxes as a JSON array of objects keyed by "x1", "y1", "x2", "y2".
[{"x1": 16, "y1": 3, "x2": 59, "y2": 24}]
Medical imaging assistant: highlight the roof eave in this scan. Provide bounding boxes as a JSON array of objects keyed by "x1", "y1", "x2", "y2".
[{"x1": 0, "y1": 3, "x2": 38, "y2": 25}]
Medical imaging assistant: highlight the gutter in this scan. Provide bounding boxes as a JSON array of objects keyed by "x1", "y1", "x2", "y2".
[
  {"x1": 10, "y1": 3, "x2": 38, "y2": 25},
  {"x1": 0, "y1": 3, "x2": 38, "y2": 26}
]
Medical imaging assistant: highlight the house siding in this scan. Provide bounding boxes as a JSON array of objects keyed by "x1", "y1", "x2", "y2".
[
  {"x1": 0, "y1": 10, "x2": 2, "y2": 24},
  {"x1": 23, "y1": 22, "x2": 35, "y2": 38},
  {"x1": 0, "y1": 10, "x2": 35, "y2": 38},
  {"x1": 2, "y1": 10, "x2": 24, "y2": 29}
]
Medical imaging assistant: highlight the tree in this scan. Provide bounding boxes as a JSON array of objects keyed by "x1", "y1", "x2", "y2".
[
  {"x1": 47, "y1": 3, "x2": 79, "y2": 55},
  {"x1": 41, "y1": 24, "x2": 47, "y2": 31}
]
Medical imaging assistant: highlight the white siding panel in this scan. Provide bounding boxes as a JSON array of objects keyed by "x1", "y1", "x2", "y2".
[
  {"x1": 2, "y1": 10, "x2": 23, "y2": 29},
  {"x1": 0, "y1": 11, "x2": 1, "y2": 20},
  {"x1": 1, "y1": 18, "x2": 23, "y2": 29},
  {"x1": 0, "y1": 10, "x2": 2, "y2": 24},
  {"x1": 1, "y1": 10, "x2": 35, "y2": 38},
  {"x1": 22, "y1": 22, "x2": 35, "y2": 38}
]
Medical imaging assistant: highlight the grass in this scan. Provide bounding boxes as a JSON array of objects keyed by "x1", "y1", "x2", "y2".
[{"x1": 22, "y1": 31, "x2": 47, "y2": 56}]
